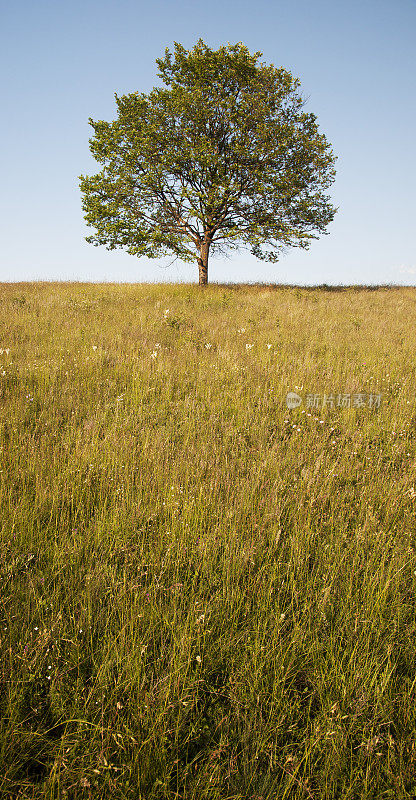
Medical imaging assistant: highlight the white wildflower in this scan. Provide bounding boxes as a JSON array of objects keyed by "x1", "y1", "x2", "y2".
[{"x1": 245, "y1": 343, "x2": 254, "y2": 350}]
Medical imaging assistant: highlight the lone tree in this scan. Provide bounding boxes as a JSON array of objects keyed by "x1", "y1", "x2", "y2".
[{"x1": 79, "y1": 39, "x2": 337, "y2": 285}]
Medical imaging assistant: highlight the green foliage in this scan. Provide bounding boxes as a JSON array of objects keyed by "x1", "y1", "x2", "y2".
[{"x1": 79, "y1": 40, "x2": 338, "y2": 281}]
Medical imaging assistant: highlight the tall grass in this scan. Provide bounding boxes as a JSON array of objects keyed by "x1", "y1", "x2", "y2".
[{"x1": 1, "y1": 281, "x2": 416, "y2": 799}]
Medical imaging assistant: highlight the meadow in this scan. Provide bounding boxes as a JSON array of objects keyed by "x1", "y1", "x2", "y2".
[{"x1": 0, "y1": 281, "x2": 416, "y2": 799}]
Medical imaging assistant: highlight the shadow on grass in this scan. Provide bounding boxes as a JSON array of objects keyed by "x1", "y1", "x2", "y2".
[{"x1": 211, "y1": 282, "x2": 411, "y2": 292}]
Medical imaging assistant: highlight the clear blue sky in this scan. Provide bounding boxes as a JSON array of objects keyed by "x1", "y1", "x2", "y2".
[{"x1": 1, "y1": 0, "x2": 415, "y2": 285}]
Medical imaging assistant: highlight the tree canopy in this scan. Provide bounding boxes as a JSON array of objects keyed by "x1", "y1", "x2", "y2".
[{"x1": 79, "y1": 39, "x2": 337, "y2": 284}]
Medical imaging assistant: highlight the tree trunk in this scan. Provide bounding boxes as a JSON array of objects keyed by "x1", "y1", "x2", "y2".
[{"x1": 198, "y1": 241, "x2": 210, "y2": 286}]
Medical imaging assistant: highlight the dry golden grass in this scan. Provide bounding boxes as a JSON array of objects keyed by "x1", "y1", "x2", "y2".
[{"x1": 0, "y1": 281, "x2": 416, "y2": 798}]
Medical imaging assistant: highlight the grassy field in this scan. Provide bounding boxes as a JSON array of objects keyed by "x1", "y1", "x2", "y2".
[{"x1": 1, "y1": 281, "x2": 416, "y2": 799}]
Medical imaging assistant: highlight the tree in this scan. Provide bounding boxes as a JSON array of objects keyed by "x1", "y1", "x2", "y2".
[{"x1": 79, "y1": 39, "x2": 337, "y2": 285}]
